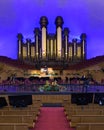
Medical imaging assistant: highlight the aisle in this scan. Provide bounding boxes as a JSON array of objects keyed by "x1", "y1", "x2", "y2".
[{"x1": 33, "y1": 107, "x2": 74, "y2": 130}]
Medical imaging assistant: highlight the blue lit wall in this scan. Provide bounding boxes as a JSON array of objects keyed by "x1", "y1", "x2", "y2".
[{"x1": 0, "y1": 0, "x2": 104, "y2": 59}]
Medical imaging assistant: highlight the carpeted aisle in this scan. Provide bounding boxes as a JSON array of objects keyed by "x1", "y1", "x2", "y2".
[{"x1": 32, "y1": 107, "x2": 75, "y2": 130}]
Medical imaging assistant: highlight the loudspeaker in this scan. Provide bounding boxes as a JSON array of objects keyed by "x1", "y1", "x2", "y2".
[
  {"x1": 71, "y1": 93, "x2": 93, "y2": 105},
  {"x1": 94, "y1": 93, "x2": 104, "y2": 105},
  {"x1": 0, "y1": 97, "x2": 8, "y2": 108},
  {"x1": 8, "y1": 95, "x2": 32, "y2": 108}
]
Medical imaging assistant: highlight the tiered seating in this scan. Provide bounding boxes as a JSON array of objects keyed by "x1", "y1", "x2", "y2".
[
  {"x1": 70, "y1": 115, "x2": 104, "y2": 127},
  {"x1": 0, "y1": 110, "x2": 39, "y2": 120},
  {"x1": 76, "y1": 123, "x2": 104, "y2": 130},
  {"x1": 0, "y1": 123, "x2": 28, "y2": 130},
  {"x1": 0, "y1": 115, "x2": 34, "y2": 128},
  {"x1": 63, "y1": 100, "x2": 104, "y2": 129},
  {"x1": 0, "y1": 98, "x2": 41, "y2": 129},
  {"x1": 64, "y1": 104, "x2": 104, "y2": 120}
]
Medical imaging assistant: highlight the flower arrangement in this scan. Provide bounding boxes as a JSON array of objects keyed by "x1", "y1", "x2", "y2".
[{"x1": 39, "y1": 80, "x2": 66, "y2": 92}]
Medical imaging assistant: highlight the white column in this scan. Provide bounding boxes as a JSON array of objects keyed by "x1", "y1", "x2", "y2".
[
  {"x1": 36, "y1": 36, "x2": 38, "y2": 58},
  {"x1": 27, "y1": 41, "x2": 30, "y2": 57},
  {"x1": 47, "y1": 39, "x2": 49, "y2": 58},
  {"x1": 82, "y1": 40, "x2": 85, "y2": 59},
  {"x1": 69, "y1": 46, "x2": 72, "y2": 59},
  {"x1": 74, "y1": 41, "x2": 76, "y2": 56},
  {"x1": 42, "y1": 27, "x2": 46, "y2": 58},
  {"x1": 19, "y1": 40, "x2": 21, "y2": 57},
  {"x1": 82, "y1": 40, "x2": 85, "y2": 55},
  {"x1": 31, "y1": 46, "x2": 35, "y2": 58},
  {"x1": 54, "y1": 39, "x2": 56, "y2": 57},
  {"x1": 65, "y1": 36, "x2": 68, "y2": 58},
  {"x1": 50, "y1": 39, "x2": 53, "y2": 58},
  {"x1": 57, "y1": 27, "x2": 62, "y2": 58}
]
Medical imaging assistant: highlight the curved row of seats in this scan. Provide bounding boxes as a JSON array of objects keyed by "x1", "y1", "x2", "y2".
[
  {"x1": 63, "y1": 100, "x2": 104, "y2": 130},
  {"x1": 0, "y1": 99, "x2": 42, "y2": 130}
]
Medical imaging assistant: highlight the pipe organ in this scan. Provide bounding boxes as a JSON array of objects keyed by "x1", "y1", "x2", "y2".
[{"x1": 17, "y1": 16, "x2": 87, "y2": 68}]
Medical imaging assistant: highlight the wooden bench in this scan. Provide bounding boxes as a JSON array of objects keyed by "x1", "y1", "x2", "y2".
[
  {"x1": 0, "y1": 110, "x2": 39, "y2": 121},
  {"x1": 64, "y1": 104, "x2": 104, "y2": 111},
  {"x1": 0, "y1": 109, "x2": 39, "y2": 115},
  {"x1": 0, "y1": 123, "x2": 28, "y2": 130},
  {"x1": 70, "y1": 115, "x2": 104, "y2": 127},
  {"x1": 76, "y1": 123, "x2": 104, "y2": 130},
  {"x1": 0, "y1": 115, "x2": 34, "y2": 128},
  {"x1": 0, "y1": 105, "x2": 40, "y2": 111},
  {"x1": 66, "y1": 109, "x2": 103, "y2": 120},
  {"x1": 0, "y1": 106, "x2": 40, "y2": 114}
]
